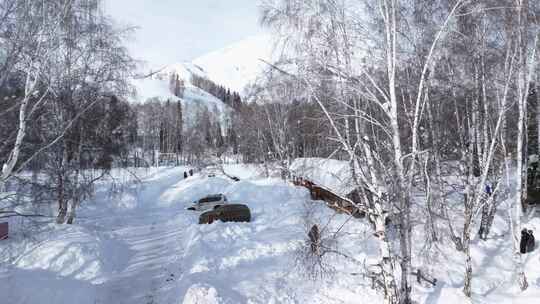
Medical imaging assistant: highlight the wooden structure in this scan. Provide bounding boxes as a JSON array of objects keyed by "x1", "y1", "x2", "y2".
[{"x1": 291, "y1": 175, "x2": 366, "y2": 218}]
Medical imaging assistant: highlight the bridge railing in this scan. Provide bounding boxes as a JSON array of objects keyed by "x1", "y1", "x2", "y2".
[{"x1": 290, "y1": 174, "x2": 366, "y2": 218}]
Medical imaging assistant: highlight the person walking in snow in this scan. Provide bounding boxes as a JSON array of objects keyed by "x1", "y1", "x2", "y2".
[
  {"x1": 520, "y1": 229, "x2": 529, "y2": 254},
  {"x1": 527, "y1": 230, "x2": 535, "y2": 253},
  {"x1": 520, "y1": 229, "x2": 536, "y2": 254},
  {"x1": 485, "y1": 183, "x2": 492, "y2": 196}
]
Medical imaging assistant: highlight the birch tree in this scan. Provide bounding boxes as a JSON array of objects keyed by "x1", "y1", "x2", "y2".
[
  {"x1": 0, "y1": 0, "x2": 135, "y2": 223},
  {"x1": 0, "y1": 0, "x2": 70, "y2": 193},
  {"x1": 261, "y1": 0, "x2": 473, "y2": 302},
  {"x1": 511, "y1": 0, "x2": 538, "y2": 291}
]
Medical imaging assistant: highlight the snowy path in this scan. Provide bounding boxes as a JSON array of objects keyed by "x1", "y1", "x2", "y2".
[
  {"x1": 96, "y1": 209, "x2": 188, "y2": 303},
  {"x1": 83, "y1": 167, "x2": 315, "y2": 304},
  {"x1": 89, "y1": 168, "x2": 195, "y2": 303},
  {"x1": 3, "y1": 166, "x2": 378, "y2": 304},
  {"x1": 2, "y1": 168, "x2": 197, "y2": 304}
]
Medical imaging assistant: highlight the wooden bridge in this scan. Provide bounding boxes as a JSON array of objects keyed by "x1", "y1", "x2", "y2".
[{"x1": 291, "y1": 175, "x2": 366, "y2": 218}]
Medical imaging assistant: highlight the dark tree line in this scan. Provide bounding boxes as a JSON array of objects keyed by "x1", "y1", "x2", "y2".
[
  {"x1": 232, "y1": 97, "x2": 338, "y2": 165},
  {"x1": 133, "y1": 98, "x2": 232, "y2": 166}
]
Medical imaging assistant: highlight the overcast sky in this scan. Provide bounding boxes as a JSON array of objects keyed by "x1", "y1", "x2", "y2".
[{"x1": 105, "y1": 0, "x2": 265, "y2": 68}]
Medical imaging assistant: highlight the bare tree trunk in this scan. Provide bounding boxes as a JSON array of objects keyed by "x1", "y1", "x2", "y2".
[
  {"x1": 0, "y1": 74, "x2": 34, "y2": 192},
  {"x1": 537, "y1": 81, "x2": 540, "y2": 157},
  {"x1": 423, "y1": 157, "x2": 437, "y2": 242},
  {"x1": 373, "y1": 198, "x2": 399, "y2": 304},
  {"x1": 56, "y1": 145, "x2": 69, "y2": 224},
  {"x1": 511, "y1": 0, "x2": 537, "y2": 290},
  {"x1": 478, "y1": 203, "x2": 490, "y2": 240},
  {"x1": 514, "y1": 46, "x2": 529, "y2": 292},
  {"x1": 462, "y1": 126, "x2": 475, "y2": 296},
  {"x1": 483, "y1": 195, "x2": 499, "y2": 239},
  {"x1": 379, "y1": 2, "x2": 411, "y2": 300},
  {"x1": 463, "y1": 226, "x2": 473, "y2": 297},
  {"x1": 67, "y1": 131, "x2": 83, "y2": 225}
]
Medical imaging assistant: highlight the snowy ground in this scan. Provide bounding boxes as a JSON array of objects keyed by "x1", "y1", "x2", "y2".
[
  {"x1": 1, "y1": 163, "x2": 540, "y2": 303},
  {"x1": 0, "y1": 165, "x2": 380, "y2": 304}
]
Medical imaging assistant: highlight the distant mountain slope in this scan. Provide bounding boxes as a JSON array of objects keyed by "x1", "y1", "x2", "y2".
[
  {"x1": 131, "y1": 74, "x2": 232, "y2": 127},
  {"x1": 192, "y1": 34, "x2": 274, "y2": 94},
  {"x1": 129, "y1": 34, "x2": 274, "y2": 123}
]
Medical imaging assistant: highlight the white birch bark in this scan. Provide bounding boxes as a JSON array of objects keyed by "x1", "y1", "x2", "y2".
[
  {"x1": 0, "y1": 70, "x2": 41, "y2": 192},
  {"x1": 0, "y1": 0, "x2": 68, "y2": 194},
  {"x1": 511, "y1": 0, "x2": 538, "y2": 290}
]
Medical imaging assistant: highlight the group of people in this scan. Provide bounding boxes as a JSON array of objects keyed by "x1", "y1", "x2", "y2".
[
  {"x1": 486, "y1": 183, "x2": 536, "y2": 255},
  {"x1": 183, "y1": 169, "x2": 194, "y2": 179}
]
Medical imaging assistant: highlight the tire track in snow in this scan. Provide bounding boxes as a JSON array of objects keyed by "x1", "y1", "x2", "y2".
[{"x1": 95, "y1": 168, "x2": 193, "y2": 304}]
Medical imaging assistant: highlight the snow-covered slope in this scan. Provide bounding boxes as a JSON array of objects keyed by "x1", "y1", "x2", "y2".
[
  {"x1": 131, "y1": 69, "x2": 232, "y2": 126},
  {"x1": 131, "y1": 33, "x2": 274, "y2": 114},
  {"x1": 192, "y1": 34, "x2": 274, "y2": 94}
]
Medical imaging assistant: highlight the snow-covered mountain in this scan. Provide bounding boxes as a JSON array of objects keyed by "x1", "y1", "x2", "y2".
[
  {"x1": 192, "y1": 34, "x2": 274, "y2": 94},
  {"x1": 130, "y1": 62, "x2": 234, "y2": 128},
  {"x1": 132, "y1": 75, "x2": 231, "y2": 125},
  {"x1": 129, "y1": 34, "x2": 274, "y2": 126}
]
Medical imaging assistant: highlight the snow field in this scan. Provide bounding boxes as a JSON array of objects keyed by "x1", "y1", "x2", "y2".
[
  {"x1": 4, "y1": 160, "x2": 539, "y2": 303},
  {"x1": 1, "y1": 164, "x2": 381, "y2": 303}
]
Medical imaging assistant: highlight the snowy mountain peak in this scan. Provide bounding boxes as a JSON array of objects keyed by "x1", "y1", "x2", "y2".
[
  {"x1": 156, "y1": 62, "x2": 207, "y2": 83},
  {"x1": 129, "y1": 34, "x2": 275, "y2": 127},
  {"x1": 192, "y1": 34, "x2": 274, "y2": 94},
  {"x1": 138, "y1": 33, "x2": 274, "y2": 99}
]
